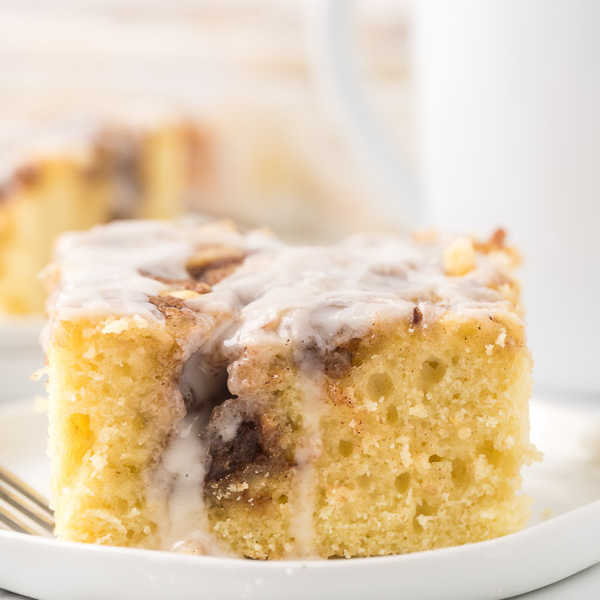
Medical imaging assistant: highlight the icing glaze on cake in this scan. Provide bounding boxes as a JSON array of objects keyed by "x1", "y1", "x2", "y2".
[{"x1": 48, "y1": 220, "x2": 518, "y2": 348}]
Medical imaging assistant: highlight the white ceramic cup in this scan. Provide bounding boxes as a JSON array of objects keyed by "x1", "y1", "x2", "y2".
[{"x1": 308, "y1": 0, "x2": 600, "y2": 394}]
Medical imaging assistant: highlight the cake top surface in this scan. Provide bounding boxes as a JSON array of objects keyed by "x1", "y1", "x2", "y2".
[{"x1": 46, "y1": 219, "x2": 520, "y2": 354}]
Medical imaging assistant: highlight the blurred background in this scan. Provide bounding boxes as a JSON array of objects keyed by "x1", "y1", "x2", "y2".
[
  {"x1": 0, "y1": 0, "x2": 599, "y2": 402},
  {"x1": 0, "y1": 0, "x2": 414, "y2": 242}
]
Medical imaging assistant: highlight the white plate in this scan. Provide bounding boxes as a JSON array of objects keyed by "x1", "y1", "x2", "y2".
[
  {"x1": 0, "y1": 318, "x2": 46, "y2": 402},
  {"x1": 0, "y1": 397, "x2": 599, "y2": 600},
  {"x1": 0, "y1": 317, "x2": 44, "y2": 349}
]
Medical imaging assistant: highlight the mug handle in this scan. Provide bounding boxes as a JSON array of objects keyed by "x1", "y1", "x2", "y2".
[{"x1": 306, "y1": 0, "x2": 421, "y2": 226}]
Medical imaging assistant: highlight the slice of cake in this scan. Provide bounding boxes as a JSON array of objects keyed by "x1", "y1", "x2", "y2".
[{"x1": 44, "y1": 220, "x2": 538, "y2": 559}]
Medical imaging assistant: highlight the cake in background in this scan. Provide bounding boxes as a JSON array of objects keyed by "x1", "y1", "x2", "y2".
[{"x1": 0, "y1": 116, "x2": 204, "y2": 315}]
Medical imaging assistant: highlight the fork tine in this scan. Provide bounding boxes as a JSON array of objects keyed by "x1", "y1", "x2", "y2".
[
  {"x1": 0, "y1": 465, "x2": 55, "y2": 537},
  {"x1": 0, "y1": 497, "x2": 53, "y2": 537},
  {"x1": 0, "y1": 514, "x2": 14, "y2": 531},
  {"x1": 0, "y1": 482, "x2": 54, "y2": 530},
  {"x1": 0, "y1": 465, "x2": 52, "y2": 516}
]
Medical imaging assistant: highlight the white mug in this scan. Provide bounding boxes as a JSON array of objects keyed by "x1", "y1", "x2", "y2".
[{"x1": 308, "y1": 0, "x2": 600, "y2": 394}]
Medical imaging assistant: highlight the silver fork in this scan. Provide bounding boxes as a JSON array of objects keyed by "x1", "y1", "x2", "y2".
[{"x1": 0, "y1": 465, "x2": 54, "y2": 537}]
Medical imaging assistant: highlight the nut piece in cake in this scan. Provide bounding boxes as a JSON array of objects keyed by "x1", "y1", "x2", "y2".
[
  {"x1": 443, "y1": 237, "x2": 476, "y2": 276},
  {"x1": 44, "y1": 220, "x2": 538, "y2": 559}
]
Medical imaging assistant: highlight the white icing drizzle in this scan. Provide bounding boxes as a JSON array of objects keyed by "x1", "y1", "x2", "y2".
[
  {"x1": 190, "y1": 233, "x2": 516, "y2": 363},
  {"x1": 147, "y1": 415, "x2": 228, "y2": 556},
  {"x1": 288, "y1": 368, "x2": 328, "y2": 558},
  {"x1": 48, "y1": 220, "x2": 515, "y2": 342},
  {"x1": 49, "y1": 221, "x2": 190, "y2": 321},
  {"x1": 47, "y1": 220, "x2": 274, "y2": 323},
  {"x1": 46, "y1": 220, "x2": 519, "y2": 557}
]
